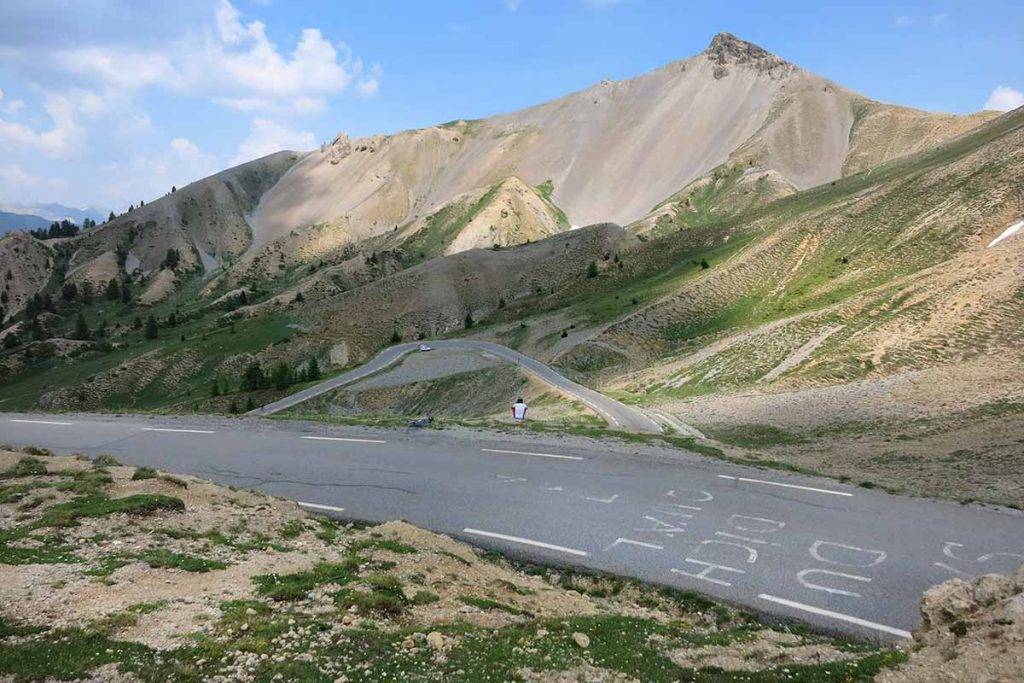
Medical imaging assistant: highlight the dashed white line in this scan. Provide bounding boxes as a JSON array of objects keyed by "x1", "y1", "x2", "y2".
[
  {"x1": 142, "y1": 427, "x2": 215, "y2": 434},
  {"x1": 481, "y1": 448, "x2": 583, "y2": 461},
  {"x1": 758, "y1": 594, "x2": 912, "y2": 639},
  {"x1": 298, "y1": 501, "x2": 346, "y2": 513},
  {"x1": 301, "y1": 436, "x2": 387, "y2": 444},
  {"x1": 10, "y1": 419, "x2": 73, "y2": 426},
  {"x1": 462, "y1": 528, "x2": 589, "y2": 557},
  {"x1": 583, "y1": 494, "x2": 619, "y2": 504},
  {"x1": 717, "y1": 475, "x2": 852, "y2": 497}
]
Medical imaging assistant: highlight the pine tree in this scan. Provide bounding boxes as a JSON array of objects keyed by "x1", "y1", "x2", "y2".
[
  {"x1": 121, "y1": 283, "x2": 131, "y2": 304},
  {"x1": 294, "y1": 291, "x2": 304, "y2": 303},
  {"x1": 81, "y1": 281, "x2": 93, "y2": 305},
  {"x1": 271, "y1": 361, "x2": 292, "y2": 390},
  {"x1": 390, "y1": 329, "x2": 402, "y2": 344},
  {"x1": 211, "y1": 379, "x2": 220, "y2": 397},
  {"x1": 108, "y1": 211, "x2": 116, "y2": 223},
  {"x1": 144, "y1": 315, "x2": 158, "y2": 339},
  {"x1": 105, "y1": 279, "x2": 120, "y2": 301},
  {"x1": 73, "y1": 314, "x2": 91, "y2": 340},
  {"x1": 62, "y1": 282, "x2": 78, "y2": 301},
  {"x1": 229, "y1": 399, "x2": 239, "y2": 414},
  {"x1": 245, "y1": 396, "x2": 255, "y2": 411},
  {"x1": 307, "y1": 356, "x2": 321, "y2": 381},
  {"x1": 586, "y1": 260, "x2": 599, "y2": 278},
  {"x1": 464, "y1": 313, "x2": 474, "y2": 329},
  {"x1": 242, "y1": 361, "x2": 264, "y2": 391},
  {"x1": 171, "y1": 186, "x2": 176, "y2": 193}
]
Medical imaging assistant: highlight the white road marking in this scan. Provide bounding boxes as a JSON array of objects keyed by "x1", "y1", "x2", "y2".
[
  {"x1": 604, "y1": 538, "x2": 664, "y2": 551},
  {"x1": 797, "y1": 568, "x2": 870, "y2": 597},
  {"x1": 672, "y1": 560, "x2": 744, "y2": 587},
  {"x1": 934, "y1": 561, "x2": 969, "y2": 577},
  {"x1": 301, "y1": 436, "x2": 387, "y2": 444},
  {"x1": 758, "y1": 594, "x2": 912, "y2": 639},
  {"x1": 716, "y1": 531, "x2": 781, "y2": 547},
  {"x1": 717, "y1": 475, "x2": 852, "y2": 497},
  {"x1": 142, "y1": 427, "x2": 214, "y2": 434},
  {"x1": 298, "y1": 501, "x2": 346, "y2": 513},
  {"x1": 462, "y1": 528, "x2": 589, "y2": 557},
  {"x1": 10, "y1": 419, "x2": 73, "y2": 426},
  {"x1": 583, "y1": 494, "x2": 619, "y2": 504},
  {"x1": 481, "y1": 448, "x2": 583, "y2": 461}
]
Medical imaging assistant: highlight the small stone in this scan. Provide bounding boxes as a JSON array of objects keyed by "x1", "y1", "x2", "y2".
[
  {"x1": 341, "y1": 615, "x2": 353, "y2": 625},
  {"x1": 402, "y1": 638, "x2": 415, "y2": 650},
  {"x1": 245, "y1": 608, "x2": 256, "y2": 615},
  {"x1": 572, "y1": 632, "x2": 590, "y2": 648},
  {"x1": 240, "y1": 623, "x2": 249, "y2": 632},
  {"x1": 426, "y1": 631, "x2": 445, "y2": 651}
]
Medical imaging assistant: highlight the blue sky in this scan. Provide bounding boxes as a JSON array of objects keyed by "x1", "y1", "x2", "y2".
[{"x1": 0, "y1": 0, "x2": 1022, "y2": 210}]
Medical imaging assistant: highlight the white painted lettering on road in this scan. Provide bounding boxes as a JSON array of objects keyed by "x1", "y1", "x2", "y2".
[
  {"x1": 301, "y1": 436, "x2": 386, "y2": 444},
  {"x1": 672, "y1": 560, "x2": 744, "y2": 587},
  {"x1": 717, "y1": 475, "x2": 852, "y2": 497},
  {"x1": 11, "y1": 419, "x2": 73, "y2": 426},
  {"x1": 810, "y1": 540, "x2": 887, "y2": 568},
  {"x1": 462, "y1": 528, "x2": 588, "y2": 557},
  {"x1": 797, "y1": 568, "x2": 871, "y2": 598},
  {"x1": 604, "y1": 538, "x2": 664, "y2": 552},
  {"x1": 481, "y1": 448, "x2": 583, "y2": 461},
  {"x1": 665, "y1": 489, "x2": 713, "y2": 504},
  {"x1": 759, "y1": 594, "x2": 912, "y2": 639},
  {"x1": 634, "y1": 515, "x2": 687, "y2": 537}
]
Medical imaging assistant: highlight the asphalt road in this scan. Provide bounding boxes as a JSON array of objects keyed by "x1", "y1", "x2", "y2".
[
  {"x1": 249, "y1": 340, "x2": 665, "y2": 434},
  {"x1": 1, "y1": 412, "x2": 1021, "y2": 643}
]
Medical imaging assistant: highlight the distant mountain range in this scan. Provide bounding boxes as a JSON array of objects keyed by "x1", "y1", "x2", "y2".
[
  {"x1": 0, "y1": 211, "x2": 52, "y2": 235},
  {"x1": 0, "y1": 202, "x2": 109, "y2": 227}
]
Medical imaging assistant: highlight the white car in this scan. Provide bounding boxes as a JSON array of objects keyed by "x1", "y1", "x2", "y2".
[{"x1": 418, "y1": 343, "x2": 432, "y2": 352}]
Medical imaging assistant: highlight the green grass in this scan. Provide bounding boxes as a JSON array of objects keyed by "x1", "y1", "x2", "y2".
[
  {"x1": 460, "y1": 595, "x2": 532, "y2": 617},
  {"x1": 1, "y1": 457, "x2": 47, "y2": 478},
  {"x1": 0, "y1": 310, "x2": 295, "y2": 412},
  {"x1": 705, "y1": 424, "x2": 807, "y2": 449},
  {"x1": 136, "y1": 549, "x2": 227, "y2": 573},
  {"x1": 349, "y1": 537, "x2": 417, "y2": 555},
  {"x1": 131, "y1": 466, "x2": 157, "y2": 481},
  {"x1": 253, "y1": 559, "x2": 361, "y2": 601},
  {"x1": 36, "y1": 494, "x2": 185, "y2": 529}
]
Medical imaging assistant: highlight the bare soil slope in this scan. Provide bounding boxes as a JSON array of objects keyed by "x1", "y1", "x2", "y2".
[{"x1": 250, "y1": 34, "x2": 991, "y2": 247}]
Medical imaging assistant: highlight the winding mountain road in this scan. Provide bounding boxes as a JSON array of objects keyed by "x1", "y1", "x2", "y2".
[
  {"x1": 249, "y1": 340, "x2": 665, "y2": 434},
  {"x1": 1, "y1": 412, "x2": 1021, "y2": 643}
]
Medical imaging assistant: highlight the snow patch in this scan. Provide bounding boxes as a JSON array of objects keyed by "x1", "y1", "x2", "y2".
[{"x1": 988, "y1": 220, "x2": 1024, "y2": 248}]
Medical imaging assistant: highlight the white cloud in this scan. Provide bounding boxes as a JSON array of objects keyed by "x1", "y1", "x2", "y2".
[
  {"x1": 0, "y1": 91, "x2": 90, "y2": 157},
  {"x1": 1, "y1": 1, "x2": 375, "y2": 115},
  {"x1": 0, "y1": 163, "x2": 67, "y2": 194},
  {"x1": 503, "y1": 0, "x2": 522, "y2": 10},
  {"x1": 4, "y1": 99, "x2": 25, "y2": 115},
  {"x1": 984, "y1": 86, "x2": 1024, "y2": 112},
  {"x1": 356, "y1": 64, "x2": 382, "y2": 98},
  {"x1": 230, "y1": 118, "x2": 314, "y2": 166},
  {"x1": 170, "y1": 137, "x2": 201, "y2": 157}
]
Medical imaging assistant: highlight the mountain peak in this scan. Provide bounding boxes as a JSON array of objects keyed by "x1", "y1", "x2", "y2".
[{"x1": 705, "y1": 33, "x2": 794, "y2": 79}]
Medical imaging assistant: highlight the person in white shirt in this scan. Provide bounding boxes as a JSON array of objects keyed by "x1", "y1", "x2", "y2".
[{"x1": 511, "y1": 398, "x2": 528, "y2": 422}]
